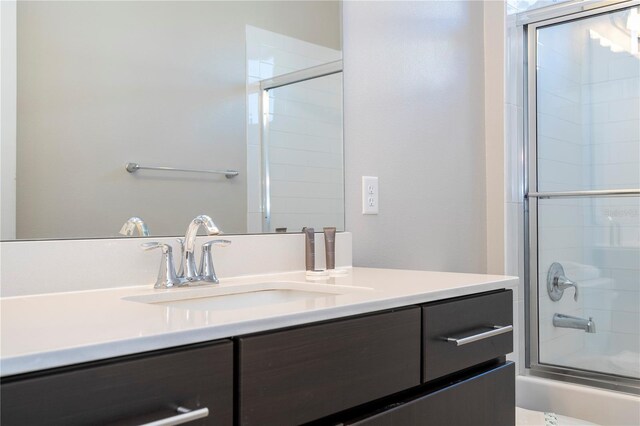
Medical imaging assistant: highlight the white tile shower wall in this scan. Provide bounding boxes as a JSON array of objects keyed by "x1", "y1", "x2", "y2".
[
  {"x1": 506, "y1": 0, "x2": 574, "y2": 15},
  {"x1": 536, "y1": 23, "x2": 585, "y2": 192},
  {"x1": 580, "y1": 32, "x2": 640, "y2": 364},
  {"x1": 246, "y1": 26, "x2": 343, "y2": 233},
  {"x1": 583, "y1": 39, "x2": 640, "y2": 191},
  {"x1": 584, "y1": 244, "x2": 640, "y2": 359},
  {"x1": 0, "y1": 1, "x2": 17, "y2": 240},
  {"x1": 535, "y1": 23, "x2": 587, "y2": 361}
]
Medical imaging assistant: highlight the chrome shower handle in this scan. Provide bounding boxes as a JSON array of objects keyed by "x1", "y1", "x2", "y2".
[
  {"x1": 555, "y1": 276, "x2": 578, "y2": 301},
  {"x1": 547, "y1": 262, "x2": 579, "y2": 302}
]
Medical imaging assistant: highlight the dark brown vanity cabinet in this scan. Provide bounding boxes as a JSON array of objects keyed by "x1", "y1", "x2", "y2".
[
  {"x1": 422, "y1": 290, "x2": 513, "y2": 382},
  {"x1": 338, "y1": 289, "x2": 515, "y2": 426},
  {"x1": 343, "y1": 362, "x2": 515, "y2": 426},
  {"x1": 0, "y1": 289, "x2": 514, "y2": 426},
  {"x1": 237, "y1": 307, "x2": 422, "y2": 426},
  {"x1": 235, "y1": 290, "x2": 513, "y2": 426},
  {"x1": 0, "y1": 340, "x2": 234, "y2": 426}
]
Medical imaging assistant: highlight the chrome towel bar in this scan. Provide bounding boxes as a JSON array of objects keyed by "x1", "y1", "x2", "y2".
[{"x1": 125, "y1": 162, "x2": 239, "y2": 179}]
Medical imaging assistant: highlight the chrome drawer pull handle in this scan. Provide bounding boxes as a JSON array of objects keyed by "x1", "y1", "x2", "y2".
[
  {"x1": 139, "y1": 407, "x2": 209, "y2": 426},
  {"x1": 445, "y1": 325, "x2": 513, "y2": 346}
]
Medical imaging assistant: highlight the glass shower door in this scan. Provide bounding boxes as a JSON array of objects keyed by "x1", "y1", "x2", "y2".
[{"x1": 528, "y1": 4, "x2": 640, "y2": 386}]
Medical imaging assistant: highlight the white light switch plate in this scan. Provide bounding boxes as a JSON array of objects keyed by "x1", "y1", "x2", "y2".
[{"x1": 362, "y1": 176, "x2": 379, "y2": 214}]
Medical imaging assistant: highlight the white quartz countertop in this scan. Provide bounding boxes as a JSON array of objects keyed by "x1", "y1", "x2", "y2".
[{"x1": 0, "y1": 267, "x2": 518, "y2": 377}]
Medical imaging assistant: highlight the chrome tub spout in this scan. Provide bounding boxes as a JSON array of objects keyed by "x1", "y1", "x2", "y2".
[{"x1": 553, "y1": 313, "x2": 596, "y2": 333}]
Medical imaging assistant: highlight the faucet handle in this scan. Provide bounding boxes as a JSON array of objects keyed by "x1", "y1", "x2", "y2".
[
  {"x1": 175, "y1": 238, "x2": 185, "y2": 277},
  {"x1": 141, "y1": 242, "x2": 168, "y2": 252},
  {"x1": 558, "y1": 277, "x2": 579, "y2": 301},
  {"x1": 140, "y1": 242, "x2": 182, "y2": 289},
  {"x1": 202, "y1": 239, "x2": 231, "y2": 248},
  {"x1": 199, "y1": 240, "x2": 231, "y2": 284}
]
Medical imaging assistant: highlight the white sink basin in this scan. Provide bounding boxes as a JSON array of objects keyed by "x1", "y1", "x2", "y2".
[{"x1": 123, "y1": 281, "x2": 372, "y2": 311}]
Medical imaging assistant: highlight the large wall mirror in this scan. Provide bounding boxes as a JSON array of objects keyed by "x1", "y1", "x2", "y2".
[{"x1": 2, "y1": 0, "x2": 343, "y2": 240}]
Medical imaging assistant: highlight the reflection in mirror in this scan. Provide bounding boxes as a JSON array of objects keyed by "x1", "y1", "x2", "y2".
[{"x1": 3, "y1": 1, "x2": 342, "y2": 240}]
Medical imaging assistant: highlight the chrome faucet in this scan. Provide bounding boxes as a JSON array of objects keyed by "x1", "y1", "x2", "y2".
[
  {"x1": 120, "y1": 217, "x2": 150, "y2": 237},
  {"x1": 182, "y1": 215, "x2": 220, "y2": 282},
  {"x1": 142, "y1": 215, "x2": 230, "y2": 288},
  {"x1": 553, "y1": 313, "x2": 596, "y2": 333}
]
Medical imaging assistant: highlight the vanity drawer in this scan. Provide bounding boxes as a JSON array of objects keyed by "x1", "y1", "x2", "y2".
[
  {"x1": 422, "y1": 290, "x2": 513, "y2": 382},
  {"x1": 344, "y1": 362, "x2": 515, "y2": 426},
  {"x1": 238, "y1": 307, "x2": 422, "y2": 426},
  {"x1": 1, "y1": 340, "x2": 233, "y2": 426}
]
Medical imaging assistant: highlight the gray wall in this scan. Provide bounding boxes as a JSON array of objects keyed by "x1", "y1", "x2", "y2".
[
  {"x1": 16, "y1": 0, "x2": 495, "y2": 273},
  {"x1": 343, "y1": 1, "x2": 488, "y2": 273},
  {"x1": 16, "y1": 1, "x2": 340, "y2": 239}
]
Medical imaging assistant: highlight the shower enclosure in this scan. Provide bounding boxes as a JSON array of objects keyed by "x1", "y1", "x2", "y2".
[
  {"x1": 245, "y1": 25, "x2": 343, "y2": 234},
  {"x1": 259, "y1": 62, "x2": 344, "y2": 233},
  {"x1": 525, "y1": 1, "x2": 639, "y2": 393}
]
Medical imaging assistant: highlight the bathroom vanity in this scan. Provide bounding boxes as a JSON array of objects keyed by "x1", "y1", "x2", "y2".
[{"x1": 0, "y1": 268, "x2": 517, "y2": 426}]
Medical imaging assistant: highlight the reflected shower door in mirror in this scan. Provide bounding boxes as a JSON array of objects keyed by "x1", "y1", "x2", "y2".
[
  {"x1": 259, "y1": 73, "x2": 344, "y2": 233},
  {"x1": 3, "y1": 1, "x2": 343, "y2": 240},
  {"x1": 246, "y1": 26, "x2": 343, "y2": 233}
]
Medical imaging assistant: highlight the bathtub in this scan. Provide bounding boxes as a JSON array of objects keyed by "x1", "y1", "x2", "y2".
[
  {"x1": 516, "y1": 375, "x2": 640, "y2": 426},
  {"x1": 547, "y1": 350, "x2": 640, "y2": 379},
  {"x1": 516, "y1": 407, "x2": 598, "y2": 425}
]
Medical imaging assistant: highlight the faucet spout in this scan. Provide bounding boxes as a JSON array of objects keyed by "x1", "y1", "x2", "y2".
[
  {"x1": 553, "y1": 313, "x2": 596, "y2": 333},
  {"x1": 119, "y1": 217, "x2": 150, "y2": 237},
  {"x1": 183, "y1": 215, "x2": 220, "y2": 281}
]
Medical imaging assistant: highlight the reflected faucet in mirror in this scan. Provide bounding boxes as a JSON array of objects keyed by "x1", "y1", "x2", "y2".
[{"x1": 119, "y1": 217, "x2": 150, "y2": 237}]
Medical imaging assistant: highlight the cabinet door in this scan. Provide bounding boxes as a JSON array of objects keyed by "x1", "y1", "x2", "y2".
[
  {"x1": 238, "y1": 307, "x2": 422, "y2": 426},
  {"x1": 1, "y1": 340, "x2": 233, "y2": 426},
  {"x1": 422, "y1": 290, "x2": 513, "y2": 382},
  {"x1": 345, "y1": 362, "x2": 515, "y2": 426}
]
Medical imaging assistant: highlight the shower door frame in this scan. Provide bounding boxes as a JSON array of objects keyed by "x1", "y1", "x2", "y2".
[
  {"x1": 523, "y1": 0, "x2": 640, "y2": 394},
  {"x1": 258, "y1": 60, "x2": 343, "y2": 232}
]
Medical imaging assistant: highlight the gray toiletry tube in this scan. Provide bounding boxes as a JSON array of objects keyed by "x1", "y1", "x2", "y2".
[
  {"x1": 303, "y1": 227, "x2": 315, "y2": 271},
  {"x1": 323, "y1": 227, "x2": 336, "y2": 270}
]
